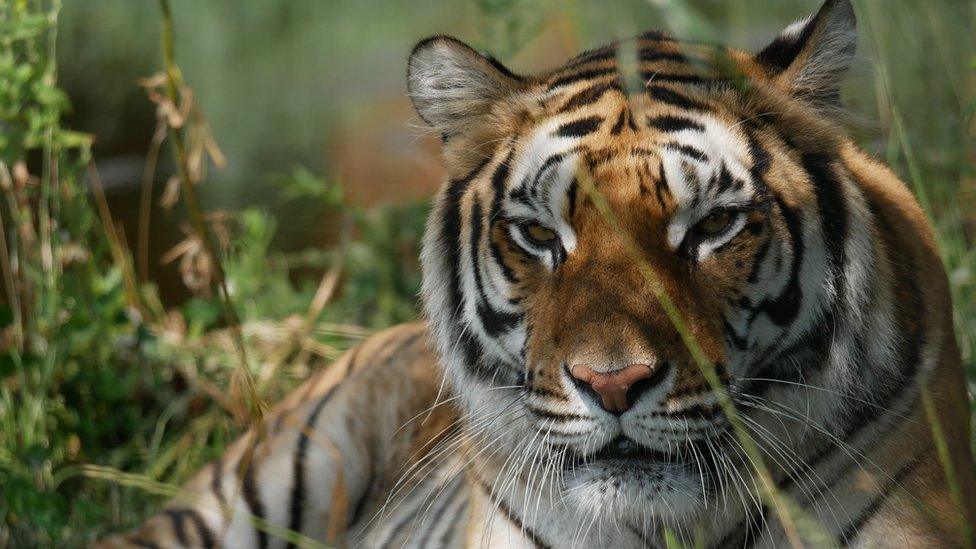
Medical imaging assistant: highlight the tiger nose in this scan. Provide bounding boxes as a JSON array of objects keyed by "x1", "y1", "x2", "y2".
[{"x1": 569, "y1": 363, "x2": 659, "y2": 415}]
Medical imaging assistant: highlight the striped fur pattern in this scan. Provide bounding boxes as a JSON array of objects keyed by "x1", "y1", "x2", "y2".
[
  {"x1": 95, "y1": 323, "x2": 471, "y2": 548},
  {"x1": 98, "y1": 1, "x2": 975, "y2": 547}
]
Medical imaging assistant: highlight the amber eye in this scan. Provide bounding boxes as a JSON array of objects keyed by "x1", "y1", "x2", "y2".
[
  {"x1": 524, "y1": 224, "x2": 558, "y2": 244},
  {"x1": 696, "y1": 210, "x2": 734, "y2": 236}
]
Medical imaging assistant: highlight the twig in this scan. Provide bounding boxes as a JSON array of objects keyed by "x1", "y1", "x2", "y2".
[
  {"x1": 0, "y1": 206, "x2": 21, "y2": 350},
  {"x1": 86, "y1": 163, "x2": 148, "y2": 320},
  {"x1": 137, "y1": 119, "x2": 168, "y2": 282},
  {"x1": 156, "y1": 0, "x2": 263, "y2": 422}
]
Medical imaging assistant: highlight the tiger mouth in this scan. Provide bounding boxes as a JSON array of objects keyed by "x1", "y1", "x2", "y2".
[
  {"x1": 591, "y1": 437, "x2": 669, "y2": 462},
  {"x1": 564, "y1": 436, "x2": 676, "y2": 467},
  {"x1": 566, "y1": 436, "x2": 718, "y2": 471}
]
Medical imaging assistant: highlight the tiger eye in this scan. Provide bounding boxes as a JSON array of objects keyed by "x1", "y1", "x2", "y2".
[
  {"x1": 697, "y1": 210, "x2": 733, "y2": 236},
  {"x1": 525, "y1": 224, "x2": 558, "y2": 243}
]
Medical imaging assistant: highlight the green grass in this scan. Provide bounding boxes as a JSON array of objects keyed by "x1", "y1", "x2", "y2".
[{"x1": 0, "y1": 0, "x2": 973, "y2": 546}]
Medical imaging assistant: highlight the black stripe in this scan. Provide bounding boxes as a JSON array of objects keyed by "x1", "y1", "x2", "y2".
[
  {"x1": 164, "y1": 509, "x2": 188, "y2": 546},
  {"x1": 668, "y1": 383, "x2": 712, "y2": 400},
  {"x1": 663, "y1": 142, "x2": 708, "y2": 161},
  {"x1": 756, "y1": 14, "x2": 817, "y2": 72},
  {"x1": 723, "y1": 317, "x2": 748, "y2": 351},
  {"x1": 648, "y1": 402, "x2": 720, "y2": 420},
  {"x1": 638, "y1": 162, "x2": 653, "y2": 197},
  {"x1": 527, "y1": 405, "x2": 588, "y2": 422},
  {"x1": 681, "y1": 159, "x2": 702, "y2": 210},
  {"x1": 554, "y1": 115, "x2": 603, "y2": 138},
  {"x1": 442, "y1": 159, "x2": 492, "y2": 376},
  {"x1": 559, "y1": 82, "x2": 617, "y2": 111},
  {"x1": 470, "y1": 197, "x2": 522, "y2": 336},
  {"x1": 439, "y1": 500, "x2": 468, "y2": 547},
  {"x1": 610, "y1": 109, "x2": 629, "y2": 134},
  {"x1": 548, "y1": 67, "x2": 615, "y2": 89},
  {"x1": 524, "y1": 152, "x2": 565, "y2": 199},
  {"x1": 184, "y1": 509, "x2": 216, "y2": 549},
  {"x1": 564, "y1": 45, "x2": 685, "y2": 71},
  {"x1": 479, "y1": 481, "x2": 551, "y2": 549},
  {"x1": 566, "y1": 46, "x2": 616, "y2": 67},
  {"x1": 744, "y1": 504, "x2": 769, "y2": 548},
  {"x1": 647, "y1": 85, "x2": 708, "y2": 110},
  {"x1": 654, "y1": 162, "x2": 670, "y2": 209},
  {"x1": 566, "y1": 178, "x2": 579, "y2": 221},
  {"x1": 639, "y1": 30, "x2": 672, "y2": 41},
  {"x1": 416, "y1": 475, "x2": 465, "y2": 547},
  {"x1": 478, "y1": 150, "x2": 521, "y2": 317},
  {"x1": 743, "y1": 127, "x2": 773, "y2": 231},
  {"x1": 482, "y1": 52, "x2": 523, "y2": 81},
  {"x1": 240, "y1": 440, "x2": 269, "y2": 549},
  {"x1": 711, "y1": 163, "x2": 739, "y2": 194},
  {"x1": 163, "y1": 508, "x2": 215, "y2": 549},
  {"x1": 641, "y1": 72, "x2": 707, "y2": 85},
  {"x1": 530, "y1": 385, "x2": 567, "y2": 400},
  {"x1": 802, "y1": 153, "x2": 848, "y2": 296},
  {"x1": 285, "y1": 383, "x2": 344, "y2": 548},
  {"x1": 838, "y1": 452, "x2": 925, "y2": 544},
  {"x1": 640, "y1": 50, "x2": 688, "y2": 64},
  {"x1": 130, "y1": 539, "x2": 162, "y2": 549},
  {"x1": 210, "y1": 456, "x2": 225, "y2": 507},
  {"x1": 762, "y1": 306, "x2": 837, "y2": 382},
  {"x1": 646, "y1": 115, "x2": 705, "y2": 133},
  {"x1": 488, "y1": 235, "x2": 518, "y2": 285},
  {"x1": 349, "y1": 471, "x2": 378, "y2": 527},
  {"x1": 753, "y1": 196, "x2": 804, "y2": 326},
  {"x1": 374, "y1": 466, "x2": 447, "y2": 546},
  {"x1": 713, "y1": 504, "x2": 768, "y2": 549},
  {"x1": 746, "y1": 234, "x2": 772, "y2": 284},
  {"x1": 443, "y1": 160, "x2": 490, "y2": 323},
  {"x1": 745, "y1": 128, "x2": 772, "y2": 180}
]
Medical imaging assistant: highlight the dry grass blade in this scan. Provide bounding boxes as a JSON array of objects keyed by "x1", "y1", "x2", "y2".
[
  {"x1": 86, "y1": 163, "x2": 150, "y2": 321},
  {"x1": 920, "y1": 384, "x2": 973, "y2": 545},
  {"x1": 575, "y1": 168, "x2": 823, "y2": 548},
  {"x1": 0, "y1": 187, "x2": 22, "y2": 351},
  {"x1": 137, "y1": 104, "x2": 170, "y2": 281},
  {"x1": 155, "y1": 0, "x2": 264, "y2": 425},
  {"x1": 282, "y1": 216, "x2": 352, "y2": 380}
]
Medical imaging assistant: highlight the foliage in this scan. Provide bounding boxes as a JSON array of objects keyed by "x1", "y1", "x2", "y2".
[
  {"x1": 0, "y1": 1, "x2": 149, "y2": 544},
  {"x1": 0, "y1": 2, "x2": 426, "y2": 545}
]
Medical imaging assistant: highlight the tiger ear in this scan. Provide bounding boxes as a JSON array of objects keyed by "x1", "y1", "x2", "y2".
[
  {"x1": 755, "y1": 0, "x2": 857, "y2": 110},
  {"x1": 407, "y1": 36, "x2": 522, "y2": 139}
]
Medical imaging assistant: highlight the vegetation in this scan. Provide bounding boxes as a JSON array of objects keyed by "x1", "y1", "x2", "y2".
[{"x1": 0, "y1": 0, "x2": 973, "y2": 546}]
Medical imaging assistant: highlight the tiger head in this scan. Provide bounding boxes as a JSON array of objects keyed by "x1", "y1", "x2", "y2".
[{"x1": 410, "y1": 0, "x2": 901, "y2": 530}]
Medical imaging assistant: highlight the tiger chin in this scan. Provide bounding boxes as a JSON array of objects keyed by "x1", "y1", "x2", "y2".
[{"x1": 97, "y1": 1, "x2": 976, "y2": 547}]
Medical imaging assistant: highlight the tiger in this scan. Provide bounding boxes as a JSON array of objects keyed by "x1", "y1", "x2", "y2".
[{"x1": 97, "y1": 0, "x2": 976, "y2": 547}]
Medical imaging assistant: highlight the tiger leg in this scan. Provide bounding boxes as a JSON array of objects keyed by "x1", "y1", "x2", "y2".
[{"x1": 95, "y1": 322, "x2": 461, "y2": 548}]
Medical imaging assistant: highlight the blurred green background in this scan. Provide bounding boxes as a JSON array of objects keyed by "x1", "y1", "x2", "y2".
[{"x1": 1, "y1": 0, "x2": 974, "y2": 545}]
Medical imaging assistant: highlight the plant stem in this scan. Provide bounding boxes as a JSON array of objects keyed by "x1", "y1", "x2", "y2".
[{"x1": 156, "y1": 0, "x2": 263, "y2": 420}]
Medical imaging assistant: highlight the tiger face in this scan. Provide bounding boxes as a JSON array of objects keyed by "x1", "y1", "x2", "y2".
[{"x1": 411, "y1": 0, "x2": 899, "y2": 531}]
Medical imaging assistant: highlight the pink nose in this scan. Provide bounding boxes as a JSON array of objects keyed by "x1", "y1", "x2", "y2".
[{"x1": 569, "y1": 363, "x2": 655, "y2": 414}]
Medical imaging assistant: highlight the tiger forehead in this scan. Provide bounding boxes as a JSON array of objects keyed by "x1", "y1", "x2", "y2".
[
  {"x1": 478, "y1": 32, "x2": 763, "y2": 221},
  {"x1": 537, "y1": 32, "x2": 729, "y2": 107},
  {"x1": 500, "y1": 102, "x2": 753, "y2": 205}
]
